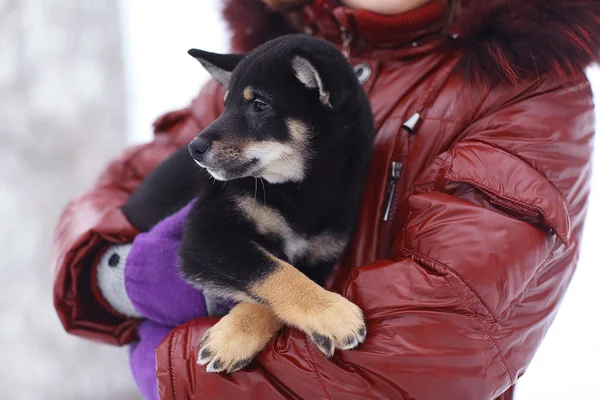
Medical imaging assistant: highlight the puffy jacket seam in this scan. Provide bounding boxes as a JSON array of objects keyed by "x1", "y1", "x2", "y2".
[
  {"x1": 152, "y1": 107, "x2": 192, "y2": 135},
  {"x1": 168, "y1": 330, "x2": 178, "y2": 400},
  {"x1": 256, "y1": 364, "x2": 300, "y2": 400},
  {"x1": 302, "y1": 334, "x2": 333, "y2": 400},
  {"x1": 400, "y1": 245, "x2": 499, "y2": 322},
  {"x1": 469, "y1": 78, "x2": 587, "y2": 125},
  {"x1": 400, "y1": 246, "x2": 514, "y2": 384},
  {"x1": 401, "y1": 194, "x2": 498, "y2": 321},
  {"x1": 498, "y1": 246, "x2": 557, "y2": 321},
  {"x1": 442, "y1": 273, "x2": 515, "y2": 385},
  {"x1": 118, "y1": 157, "x2": 144, "y2": 186},
  {"x1": 106, "y1": 144, "x2": 151, "y2": 186},
  {"x1": 459, "y1": 84, "x2": 493, "y2": 134},
  {"x1": 420, "y1": 117, "x2": 459, "y2": 125}
]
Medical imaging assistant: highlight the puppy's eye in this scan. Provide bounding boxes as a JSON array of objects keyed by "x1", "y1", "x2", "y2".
[{"x1": 253, "y1": 100, "x2": 270, "y2": 112}]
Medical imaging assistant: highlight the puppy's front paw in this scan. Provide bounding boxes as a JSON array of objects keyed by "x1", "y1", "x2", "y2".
[
  {"x1": 197, "y1": 302, "x2": 282, "y2": 373},
  {"x1": 197, "y1": 318, "x2": 270, "y2": 374},
  {"x1": 250, "y1": 261, "x2": 366, "y2": 359},
  {"x1": 305, "y1": 293, "x2": 366, "y2": 358}
]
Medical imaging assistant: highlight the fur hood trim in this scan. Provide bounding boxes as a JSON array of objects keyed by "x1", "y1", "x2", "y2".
[{"x1": 221, "y1": 0, "x2": 600, "y2": 83}]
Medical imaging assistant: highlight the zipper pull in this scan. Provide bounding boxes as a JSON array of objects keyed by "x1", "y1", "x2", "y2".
[
  {"x1": 382, "y1": 161, "x2": 403, "y2": 221},
  {"x1": 403, "y1": 112, "x2": 421, "y2": 134},
  {"x1": 340, "y1": 28, "x2": 353, "y2": 60}
]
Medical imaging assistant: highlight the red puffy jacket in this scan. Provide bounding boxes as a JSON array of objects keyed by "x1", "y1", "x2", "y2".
[{"x1": 52, "y1": 1, "x2": 600, "y2": 399}]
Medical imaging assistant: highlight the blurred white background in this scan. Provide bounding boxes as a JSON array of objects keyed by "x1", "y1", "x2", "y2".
[{"x1": 0, "y1": 0, "x2": 598, "y2": 399}]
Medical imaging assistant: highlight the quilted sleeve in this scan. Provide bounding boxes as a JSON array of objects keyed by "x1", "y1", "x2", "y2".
[
  {"x1": 52, "y1": 80, "x2": 225, "y2": 345},
  {"x1": 154, "y1": 78, "x2": 594, "y2": 400}
]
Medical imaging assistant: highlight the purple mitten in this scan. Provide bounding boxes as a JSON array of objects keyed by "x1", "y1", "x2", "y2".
[
  {"x1": 129, "y1": 321, "x2": 172, "y2": 400},
  {"x1": 96, "y1": 199, "x2": 235, "y2": 400},
  {"x1": 124, "y1": 200, "x2": 232, "y2": 326}
]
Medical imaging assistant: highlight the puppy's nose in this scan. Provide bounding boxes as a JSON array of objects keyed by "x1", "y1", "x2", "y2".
[{"x1": 188, "y1": 137, "x2": 211, "y2": 161}]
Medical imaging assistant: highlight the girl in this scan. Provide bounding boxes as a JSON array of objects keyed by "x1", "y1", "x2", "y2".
[{"x1": 52, "y1": 1, "x2": 600, "y2": 399}]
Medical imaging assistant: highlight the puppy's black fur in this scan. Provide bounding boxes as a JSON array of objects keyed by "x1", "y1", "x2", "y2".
[
  {"x1": 178, "y1": 34, "x2": 374, "y2": 372},
  {"x1": 180, "y1": 34, "x2": 373, "y2": 290}
]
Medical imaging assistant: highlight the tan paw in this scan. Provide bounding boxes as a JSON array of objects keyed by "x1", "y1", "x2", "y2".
[
  {"x1": 250, "y1": 259, "x2": 367, "y2": 358},
  {"x1": 302, "y1": 292, "x2": 367, "y2": 358},
  {"x1": 197, "y1": 302, "x2": 282, "y2": 373}
]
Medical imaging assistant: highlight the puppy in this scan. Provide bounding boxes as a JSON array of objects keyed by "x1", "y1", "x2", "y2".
[{"x1": 180, "y1": 34, "x2": 375, "y2": 374}]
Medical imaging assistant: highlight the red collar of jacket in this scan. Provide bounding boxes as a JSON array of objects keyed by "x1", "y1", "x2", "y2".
[
  {"x1": 223, "y1": 0, "x2": 600, "y2": 85},
  {"x1": 304, "y1": 0, "x2": 447, "y2": 58}
]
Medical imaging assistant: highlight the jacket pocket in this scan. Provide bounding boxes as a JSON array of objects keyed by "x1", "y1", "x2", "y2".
[
  {"x1": 394, "y1": 141, "x2": 572, "y2": 320},
  {"x1": 443, "y1": 142, "x2": 571, "y2": 246}
]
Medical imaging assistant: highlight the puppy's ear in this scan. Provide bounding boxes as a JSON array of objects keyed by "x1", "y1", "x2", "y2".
[
  {"x1": 291, "y1": 54, "x2": 347, "y2": 111},
  {"x1": 188, "y1": 49, "x2": 245, "y2": 88}
]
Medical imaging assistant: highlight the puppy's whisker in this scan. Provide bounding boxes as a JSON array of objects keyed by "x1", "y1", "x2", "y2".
[
  {"x1": 280, "y1": 152, "x2": 291, "y2": 164},
  {"x1": 254, "y1": 178, "x2": 258, "y2": 202},
  {"x1": 260, "y1": 178, "x2": 267, "y2": 206},
  {"x1": 281, "y1": 152, "x2": 295, "y2": 170}
]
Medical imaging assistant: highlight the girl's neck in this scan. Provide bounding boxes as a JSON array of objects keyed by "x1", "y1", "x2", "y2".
[{"x1": 340, "y1": 0, "x2": 435, "y2": 15}]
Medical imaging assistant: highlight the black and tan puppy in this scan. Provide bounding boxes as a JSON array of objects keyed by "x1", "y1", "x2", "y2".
[{"x1": 180, "y1": 34, "x2": 374, "y2": 373}]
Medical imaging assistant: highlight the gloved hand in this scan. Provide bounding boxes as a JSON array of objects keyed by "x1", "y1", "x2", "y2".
[
  {"x1": 128, "y1": 320, "x2": 173, "y2": 400},
  {"x1": 96, "y1": 199, "x2": 235, "y2": 399},
  {"x1": 95, "y1": 199, "x2": 233, "y2": 326}
]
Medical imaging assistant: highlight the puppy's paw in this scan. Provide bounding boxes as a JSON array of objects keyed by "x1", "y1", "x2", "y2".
[
  {"x1": 304, "y1": 293, "x2": 366, "y2": 358},
  {"x1": 197, "y1": 319, "x2": 267, "y2": 373},
  {"x1": 197, "y1": 303, "x2": 281, "y2": 373},
  {"x1": 250, "y1": 261, "x2": 366, "y2": 358}
]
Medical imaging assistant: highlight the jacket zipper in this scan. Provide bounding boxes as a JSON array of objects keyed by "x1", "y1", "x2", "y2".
[
  {"x1": 340, "y1": 27, "x2": 353, "y2": 59},
  {"x1": 382, "y1": 161, "x2": 403, "y2": 221},
  {"x1": 324, "y1": 2, "x2": 354, "y2": 60}
]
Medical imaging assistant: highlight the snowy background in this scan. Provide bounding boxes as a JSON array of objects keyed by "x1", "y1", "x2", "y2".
[{"x1": 0, "y1": 1, "x2": 598, "y2": 399}]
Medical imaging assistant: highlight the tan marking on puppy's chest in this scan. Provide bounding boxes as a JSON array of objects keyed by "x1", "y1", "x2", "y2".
[
  {"x1": 235, "y1": 196, "x2": 347, "y2": 263},
  {"x1": 307, "y1": 232, "x2": 348, "y2": 263},
  {"x1": 235, "y1": 195, "x2": 292, "y2": 237}
]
